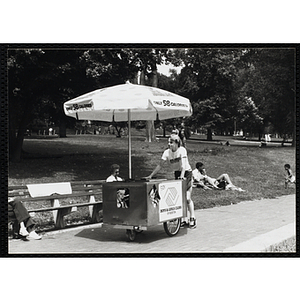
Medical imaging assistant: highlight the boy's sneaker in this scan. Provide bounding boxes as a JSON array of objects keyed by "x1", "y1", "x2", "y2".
[
  {"x1": 189, "y1": 218, "x2": 197, "y2": 229},
  {"x1": 180, "y1": 221, "x2": 188, "y2": 228}
]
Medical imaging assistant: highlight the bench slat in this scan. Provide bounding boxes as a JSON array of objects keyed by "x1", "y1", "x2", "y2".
[
  {"x1": 12, "y1": 190, "x2": 102, "y2": 202},
  {"x1": 9, "y1": 186, "x2": 102, "y2": 197},
  {"x1": 8, "y1": 180, "x2": 105, "y2": 191},
  {"x1": 28, "y1": 201, "x2": 103, "y2": 213}
]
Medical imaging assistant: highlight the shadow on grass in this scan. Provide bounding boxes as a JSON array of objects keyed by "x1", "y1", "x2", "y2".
[{"x1": 9, "y1": 151, "x2": 148, "y2": 183}]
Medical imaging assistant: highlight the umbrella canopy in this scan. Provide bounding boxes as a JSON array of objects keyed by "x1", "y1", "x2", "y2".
[
  {"x1": 63, "y1": 82, "x2": 193, "y2": 178},
  {"x1": 64, "y1": 82, "x2": 192, "y2": 122}
]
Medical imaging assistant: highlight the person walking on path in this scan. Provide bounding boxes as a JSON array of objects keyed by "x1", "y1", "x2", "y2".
[{"x1": 145, "y1": 134, "x2": 196, "y2": 229}]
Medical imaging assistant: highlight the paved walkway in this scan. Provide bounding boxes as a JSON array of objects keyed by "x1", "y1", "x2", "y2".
[{"x1": 8, "y1": 194, "x2": 295, "y2": 254}]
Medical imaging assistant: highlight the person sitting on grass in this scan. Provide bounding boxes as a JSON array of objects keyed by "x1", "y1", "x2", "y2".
[
  {"x1": 284, "y1": 164, "x2": 296, "y2": 188},
  {"x1": 192, "y1": 162, "x2": 245, "y2": 192},
  {"x1": 192, "y1": 162, "x2": 214, "y2": 190},
  {"x1": 8, "y1": 198, "x2": 42, "y2": 240}
]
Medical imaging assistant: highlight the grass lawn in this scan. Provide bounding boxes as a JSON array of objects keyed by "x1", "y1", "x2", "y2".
[
  {"x1": 265, "y1": 236, "x2": 296, "y2": 252},
  {"x1": 8, "y1": 130, "x2": 296, "y2": 230}
]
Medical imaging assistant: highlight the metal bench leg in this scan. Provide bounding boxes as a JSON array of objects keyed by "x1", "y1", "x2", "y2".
[
  {"x1": 88, "y1": 195, "x2": 95, "y2": 217},
  {"x1": 91, "y1": 203, "x2": 103, "y2": 223},
  {"x1": 55, "y1": 207, "x2": 72, "y2": 228},
  {"x1": 51, "y1": 199, "x2": 60, "y2": 225},
  {"x1": 89, "y1": 195, "x2": 102, "y2": 223},
  {"x1": 51, "y1": 199, "x2": 71, "y2": 229}
]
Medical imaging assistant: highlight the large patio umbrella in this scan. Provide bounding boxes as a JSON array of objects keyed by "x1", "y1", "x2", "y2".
[{"x1": 63, "y1": 82, "x2": 192, "y2": 178}]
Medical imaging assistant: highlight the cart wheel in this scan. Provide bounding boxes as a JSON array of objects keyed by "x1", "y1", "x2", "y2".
[
  {"x1": 163, "y1": 218, "x2": 181, "y2": 237},
  {"x1": 134, "y1": 228, "x2": 143, "y2": 233},
  {"x1": 126, "y1": 229, "x2": 136, "y2": 241}
]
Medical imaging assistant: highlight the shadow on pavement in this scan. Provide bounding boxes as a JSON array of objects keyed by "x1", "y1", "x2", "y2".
[{"x1": 75, "y1": 224, "x2": 188, "y2": 244}]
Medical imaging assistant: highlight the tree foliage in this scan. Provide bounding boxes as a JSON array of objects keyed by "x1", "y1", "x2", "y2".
[
  {"x1": 8, "y1": 48, "x2": 139, "y2": 161},
  {"x1": 168, "y1": 47, "x2": 296, "y2": 143},
  {"x1": 8, "y1": 46, "x2": 296, "y2": 161},
  {"x1": 8, "y1": 47, "x2": 170, "y2": 160},
  {"x1": 237, "y1": 48, "x2": 295, "y2": 140},
  {"x1": 170, "y1": 48, "x2": 244, "y2": 139}
]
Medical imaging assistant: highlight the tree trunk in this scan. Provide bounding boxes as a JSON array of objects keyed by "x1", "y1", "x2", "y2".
[
  {"x1": 145, "y1": 65, "x2": 157, "y2": 142},
  {"x1": 59, "y1": 121, "x2": 67, "y2": 138},
  {"x1": 140, "y1": 69, "x2": 145, "y2": 85},
  {"x1": 207, "y1": 128, "x2": 213, "y2": 141},
  {"x1": 139, "y1": 66, "x2": 156, "y2": 142},
  {"x1": 163, "y1": 123, "x2": 166, "y2": 137},
  {"x1": 9, "y1": 97, "x2": 33, "y2": 162},
  {"x1": 58, "y1": 110, "x2": 67, "y2": 138},
  {"x1": 145, "y1": 121, "x2": 155, "y2": 142},
  {"x1": 12, "y1": 131, "x2": 26, "y2": 162},
  {"x1": 152, "y1": 67, "x2": 158, "y2": 87},
  {"x1": 281, "y1": 133, "x2": 286, "y2": 146},
  {"x1": 292, "y1": 101, "x2": 296, "y2": 146},
  {"x1": 9, "y1": 108, "x2": 17, "y2": 155},
  {"x1": 9, "y1": 121, "x2": 27, "y2": 162},
  {"x1": 258, "y1": 131, "x2": 262, "y2": 141}
]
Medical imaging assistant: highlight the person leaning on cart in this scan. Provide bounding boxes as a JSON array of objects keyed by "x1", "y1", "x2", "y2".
[{"x1": 144, "y1": 134, "x2": 197, "y2": 229}]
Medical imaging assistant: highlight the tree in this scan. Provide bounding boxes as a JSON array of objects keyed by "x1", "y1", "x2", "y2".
[
  {"x1": 236, "y1": 48, "x2": 296, "y2": 144},
  {"x1": 168, "y1": 47, "x2": 296, "y2": 144},
  {"x1": 133, "y1": 48, "x2": 168, "y2": 141},
  {"x1": 9, "y1": 47, "x2": 173, "y2": 161},
  {"x1": 188, "y1": 95, "x2": 227, "y2": 140},
  {"x1": 157, "y1": 70, "x2": 182, "y2": 137},
  {"x1": 82, "y1": 48, "x2": 170, "y2": 142},
  {"x1": 236, "y1": 96, "x2": 264, "y2": 137},
  {"x1": 8, "y1": 49, "x2": 98, "y2": 161},
  {"x1": 171, "y1": 48, "x2": 243, "y2": 139},
  {"x1": 8, "y1": 49, "x2": 50, "y2": 161},
  {"x1": 8, "y1": 48, "x2": 140, "y2": 161}
]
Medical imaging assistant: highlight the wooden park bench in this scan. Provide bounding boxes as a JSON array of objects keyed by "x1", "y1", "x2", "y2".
[{"x1": 8, "y1": 180, "x2": 104, "y2": 229}]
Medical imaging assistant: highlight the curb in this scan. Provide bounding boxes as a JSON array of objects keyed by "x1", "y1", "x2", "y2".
[{"x1": 223, "y1": 222, "x2": 295, "y2": 252}]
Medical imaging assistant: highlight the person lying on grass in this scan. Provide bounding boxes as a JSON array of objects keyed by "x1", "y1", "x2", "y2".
[{"x1": 192, "y1": 162, "x2": 245, "y2": 192}]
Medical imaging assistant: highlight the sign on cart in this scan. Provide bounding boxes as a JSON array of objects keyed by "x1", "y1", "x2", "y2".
[{"x1": 158, "y1": 180, "x2": 183, "y2": 222}]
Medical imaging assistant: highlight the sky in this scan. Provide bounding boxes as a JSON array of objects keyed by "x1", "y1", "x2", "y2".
[{"x1": 157, "y1": 63, "x2": 182, "y2": 76}]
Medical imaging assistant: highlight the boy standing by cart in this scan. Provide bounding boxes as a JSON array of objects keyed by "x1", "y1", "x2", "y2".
[{"x1": 145, "y1": 134, "x2": 196, "y2": 229}]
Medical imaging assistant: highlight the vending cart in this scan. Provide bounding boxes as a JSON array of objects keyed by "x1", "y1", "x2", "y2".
[{"x1": 102, "y1": 179, "x2": 187, "y2": 241}]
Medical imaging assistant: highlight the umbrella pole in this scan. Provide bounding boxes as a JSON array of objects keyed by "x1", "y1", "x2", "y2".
[{"x1": 128, "y1": 109, "x2": 132, "y2": 179}]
